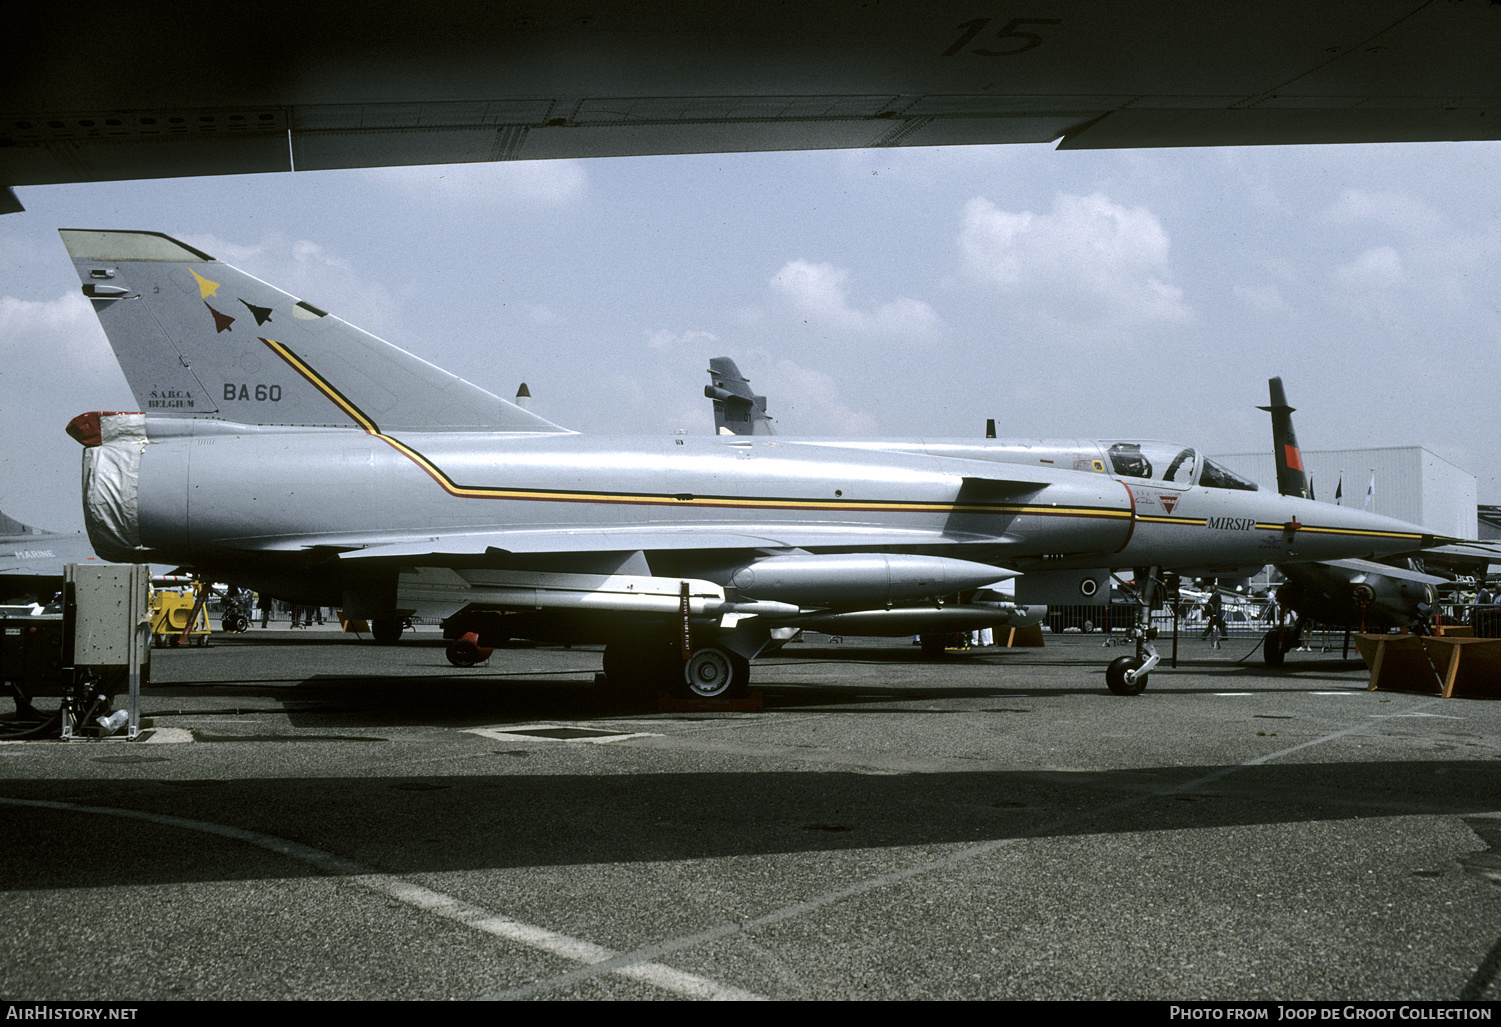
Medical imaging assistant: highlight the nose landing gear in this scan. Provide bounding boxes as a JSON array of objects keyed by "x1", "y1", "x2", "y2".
[{"x1": 1106, "y1": 566, "x2": 1163, "y2": 695}]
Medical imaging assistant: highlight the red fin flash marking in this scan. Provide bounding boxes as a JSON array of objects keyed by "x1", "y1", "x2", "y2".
[{"x1": 1284, "y1": 444, "x2": 1304, "y2": 471}]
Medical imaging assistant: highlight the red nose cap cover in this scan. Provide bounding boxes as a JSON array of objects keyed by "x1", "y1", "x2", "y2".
[{"x1": 66, "y1": 411, "x2": 138, "y2": 447}]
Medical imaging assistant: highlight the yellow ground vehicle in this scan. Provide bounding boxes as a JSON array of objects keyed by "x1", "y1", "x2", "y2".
[{"x1": 150, "y1": 586, "x2": 211, "y2": 647}]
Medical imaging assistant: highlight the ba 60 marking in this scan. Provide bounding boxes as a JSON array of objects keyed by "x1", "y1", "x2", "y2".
[{"x1": 223, "y1": 384, "x2": 283, "y2": 402}]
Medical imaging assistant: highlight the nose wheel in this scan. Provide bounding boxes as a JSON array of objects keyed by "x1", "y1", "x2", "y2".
[
  {"x1": 1105, "y1": 655, "x2": 1148, "y2": 695},
  {"x1": 1106, "y1": 566, "x2": 1163, "y2": 695}
]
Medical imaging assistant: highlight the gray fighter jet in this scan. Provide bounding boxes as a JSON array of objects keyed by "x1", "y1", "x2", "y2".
[
  {"x1": 0, "y1": 509, "x2": 103, "y2": 600},
  {"x1": 1257, "y1": 377, "x2": 1500, "y2": 663},
  {"x1": 60, "y1": 229, "x2": 1451, "y2": 697}
]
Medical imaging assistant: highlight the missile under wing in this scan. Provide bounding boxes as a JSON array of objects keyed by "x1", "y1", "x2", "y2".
[{"x1": 60, "y1": 230, "x2": 1449, "y2": 697}]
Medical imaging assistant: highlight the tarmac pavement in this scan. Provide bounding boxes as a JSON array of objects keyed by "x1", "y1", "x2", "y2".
[{"x1": 1, "y1": 626, "x2": 1498, "y2": 1001}]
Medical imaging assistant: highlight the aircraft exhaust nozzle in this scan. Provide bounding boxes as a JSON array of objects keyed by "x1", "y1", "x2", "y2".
[
  {"x1": 727, "y1": 553, "x2": 1013, "y2": 608},
  {"x1": 77, "y1": 411, "x2": 151, "y2": 562}
]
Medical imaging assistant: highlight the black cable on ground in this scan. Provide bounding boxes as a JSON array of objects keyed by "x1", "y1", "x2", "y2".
[{"x1": 0, "y1": 710, "x2": 63, "y2": 740}]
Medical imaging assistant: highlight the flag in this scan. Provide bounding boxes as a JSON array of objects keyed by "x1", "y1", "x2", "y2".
[
  {"x1": 1363, "y1": 470, "x2": 1375, "y2": 511},
  {"x1": 1335, "y1": 474, "x2": 1343, "y2": 505}
]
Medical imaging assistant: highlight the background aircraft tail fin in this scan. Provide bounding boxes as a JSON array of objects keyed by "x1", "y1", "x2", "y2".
[
  {"x1": 0, "y1": 511, "x2": 41, "y2": 536},
  {"x1": 1257, "y1": 376, "x2": 1309, "y2": 499},
  {"x1": 60, "y1": 229, "x2": 570, "y2": 435},
  {"x1": 704, "y1": 357, "x2": 775, "y2": 436}
]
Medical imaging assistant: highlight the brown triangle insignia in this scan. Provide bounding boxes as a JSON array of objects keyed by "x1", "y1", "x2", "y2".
[{"x1": 205, "y1": 301, "x2": 235, "y2": 333}]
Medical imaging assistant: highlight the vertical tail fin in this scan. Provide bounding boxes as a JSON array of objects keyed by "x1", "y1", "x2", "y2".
[
  {"x1": 1257, "y1": 376, "x2": 1309, "y2": 499},
  {"x1": 704, "y1": 357, "x2": 775, "y2": 436},
  {"x1": 0, "y1": 511, "x2": 41, "y2": 536},
  {"x1": 60, "y1": 229, "x2": 570, "y2": 436}
]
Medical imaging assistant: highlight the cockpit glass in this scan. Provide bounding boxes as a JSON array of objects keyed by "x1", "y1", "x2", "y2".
[
  {"x1": 1199, "y1": 458, "x2": 1260, "y2": 492},
  {"x1": 1104, "y1": 441, "x2": 1198, "y2": 486}
]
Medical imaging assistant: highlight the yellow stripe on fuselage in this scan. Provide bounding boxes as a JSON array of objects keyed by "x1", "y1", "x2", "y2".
[
  {"x1": 259, "y1": 335, "x2": 1129, "y2": 517},
  {"x1": 1133, "y1": 514, "x2": 1424, "y2": 543}
]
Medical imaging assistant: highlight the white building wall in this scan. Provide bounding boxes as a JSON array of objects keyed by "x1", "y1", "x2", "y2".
[
  {"x1": 1421, "y1": 450, "x2": 1479, "y2": 540},
  {"x1": 1212, "y1": 446, "x2": 1477, "y2": 539}
]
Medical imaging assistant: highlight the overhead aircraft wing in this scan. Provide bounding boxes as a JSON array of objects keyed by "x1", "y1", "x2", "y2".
[{"x1": 8, "y1": 2, "x2": 1501, "y2": 209}]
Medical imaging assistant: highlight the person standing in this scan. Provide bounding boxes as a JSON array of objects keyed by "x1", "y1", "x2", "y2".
[{"x1": 1200, "y1": 590, "x2": 1227, "y2": 646}]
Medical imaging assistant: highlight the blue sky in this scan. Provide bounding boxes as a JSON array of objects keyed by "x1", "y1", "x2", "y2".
[{"x1": 2, "y1": 140, "x2": 1498, "y2": 532}]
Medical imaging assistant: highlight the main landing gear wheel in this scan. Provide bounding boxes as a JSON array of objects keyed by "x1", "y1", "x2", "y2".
[
  {"x1": 1263, "y1": 629, "x2": 1287, "y2": 667},
  {"x1": 222, "y1": 613, "x2": 248, "y2": 634},
  {"x1": 1106, "y1": 655, "x2": 1148, "y2": 696},
  {"x1": 370, "y1": 617, "x2": 405, "y2": 645},
  {"x1": 445, "y1": 632, "x2": 492, "y2": 667},
  {"x1": 681, "y1": 646, "x2": 749, "y2": 699},
  {"x1": 602, "y1": 639, "x2": 677, "y2": 699}
]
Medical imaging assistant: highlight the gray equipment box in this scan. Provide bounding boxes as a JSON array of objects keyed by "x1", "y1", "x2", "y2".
[{"x1": 64, "y1": 563, "x2": 150, "y2": 739}]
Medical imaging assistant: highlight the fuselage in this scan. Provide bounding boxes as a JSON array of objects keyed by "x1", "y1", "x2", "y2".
[{"x1": 89, "y1": 419, "x2": 1437, "y2": 601}]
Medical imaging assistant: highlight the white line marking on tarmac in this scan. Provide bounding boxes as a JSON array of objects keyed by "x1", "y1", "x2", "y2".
[
  {"x1": 464, "y1": 725, "x2": 662, "y2": 744},
  {"x1": 143, "y1": 728, "x2": 194, "y2": 743},
  {"x1": 490, "y1": 695, "x2": 1451, "y2": 1000},
  {"x1": 0, "y1": 796, "x2": 763, "y2": 1001}
]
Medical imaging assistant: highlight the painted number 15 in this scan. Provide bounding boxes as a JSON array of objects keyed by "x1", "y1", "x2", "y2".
[{"x1": 942, "y1": 17, "x2": 1062, "y2": 57}]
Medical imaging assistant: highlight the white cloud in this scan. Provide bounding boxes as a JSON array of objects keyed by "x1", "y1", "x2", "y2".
[
  {"x1": 958, "y1": 192, "x2": 1191, "y2": 328},
  {"x1": 731, "y1": 350, "x2": 880, "y2": 436},
  {"x1": 769, "y1": 363, "x2": 879, "y2": 435},
  {"x1": 177, "y1": 232, "x2": 404, "y2": 338},
  {"x1": 1233, "y1": 283, "x2": 1288, "y2": 314},
  {"x1": 0, "y1": 291, "x2": 134, "y2": 531},
  {"x1": 0, "y1": 291, "x2": 95, "y2": 351},
  {"x1": 768, "y1": 260, "x2": 941, "y2": 339},
  {"x1": 647, "y1": 328, "x2": 720, "y2": 350},
  {"x1": 1334, "y1": 246, "x2": 1407, "y2": 291},
  {"x1": 1327, "y1": 189, "x2": 1445, "y2": 236}
]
